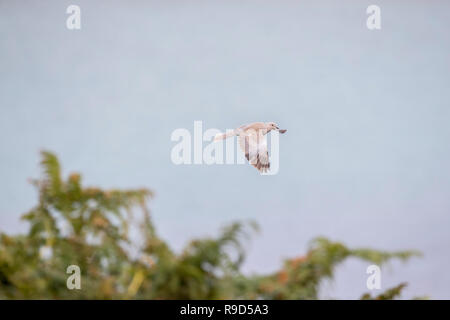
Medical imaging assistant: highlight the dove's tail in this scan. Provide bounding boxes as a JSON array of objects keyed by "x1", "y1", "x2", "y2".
[{"x1": 214, "y1": 130, "x2": 236, "y2": 141}]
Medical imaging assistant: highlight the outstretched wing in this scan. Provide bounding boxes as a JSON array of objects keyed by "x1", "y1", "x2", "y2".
[{"x1": 238, "y1": 129, "x2": 270, "y2": 173}]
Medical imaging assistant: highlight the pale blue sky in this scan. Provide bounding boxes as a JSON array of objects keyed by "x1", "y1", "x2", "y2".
[{"x1": 1, "y1": 1, "x2": 449, "y2": 298}]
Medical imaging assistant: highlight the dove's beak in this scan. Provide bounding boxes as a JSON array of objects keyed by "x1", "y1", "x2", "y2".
[{"x1": 279, "y1": 129, "x2": 287, "y2": 134}]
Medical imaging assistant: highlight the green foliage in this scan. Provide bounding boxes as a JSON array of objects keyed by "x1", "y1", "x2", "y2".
[
  {"x1": 361, "y1": 283, "x2": 407, "y2": 300},
  {"x1": 0, "y1": 151, "x2": 421, "y2": 299}
]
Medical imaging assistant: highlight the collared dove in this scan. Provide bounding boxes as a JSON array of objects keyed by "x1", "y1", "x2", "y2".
[{"x1": 214, "y1": 122, "x2": 287, "y2": 173}]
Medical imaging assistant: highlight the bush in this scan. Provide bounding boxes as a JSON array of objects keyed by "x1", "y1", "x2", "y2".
[{"x1": 0, "y1": 151, "x2": 420, "y2": 299}]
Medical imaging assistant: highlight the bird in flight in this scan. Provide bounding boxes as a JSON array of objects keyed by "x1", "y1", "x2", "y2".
[{"x1": 214, "y1": 122, "x2": 287, "y2": 173}]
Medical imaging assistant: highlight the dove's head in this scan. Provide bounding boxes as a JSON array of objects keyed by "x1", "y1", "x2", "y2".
[{"x1": 266, "y1": 122, "x2": 287, "y2": 134}]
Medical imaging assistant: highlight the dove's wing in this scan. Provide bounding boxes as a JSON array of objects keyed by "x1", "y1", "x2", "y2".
[{"x1": 238, "y1": 129, "x2": 270, "y2": 173}]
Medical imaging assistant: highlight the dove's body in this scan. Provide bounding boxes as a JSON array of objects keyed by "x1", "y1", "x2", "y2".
[{"x1": 214, "y1": 122, "x2": 286, "y2": 173}]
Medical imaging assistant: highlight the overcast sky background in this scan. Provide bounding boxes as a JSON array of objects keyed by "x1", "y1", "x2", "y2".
[{"x1": 1, "y1": 0, "x2": 449, "y2": 299}]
